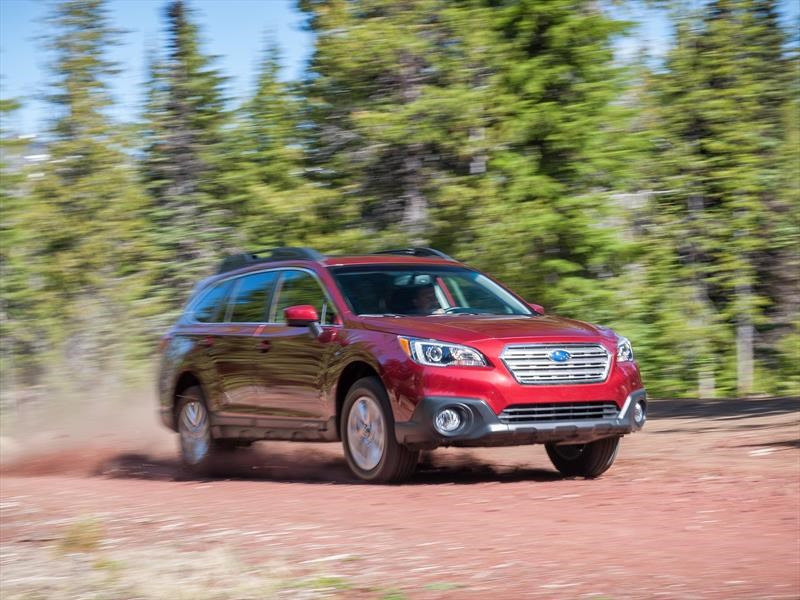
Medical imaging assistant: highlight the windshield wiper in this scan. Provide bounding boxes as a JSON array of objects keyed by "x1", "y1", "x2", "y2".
[{"x1": 442, "y1": 307, "x2": 493, "y2": 315}]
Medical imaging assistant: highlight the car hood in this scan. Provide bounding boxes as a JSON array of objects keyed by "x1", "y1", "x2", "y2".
[{"x1": 357, "y1": 314, "x2": 615, "y2": 345}]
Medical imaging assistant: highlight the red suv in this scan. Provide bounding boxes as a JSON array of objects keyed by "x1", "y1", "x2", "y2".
[{"x1": 158, "y1": 247, "x2": 646, "y2": 482}]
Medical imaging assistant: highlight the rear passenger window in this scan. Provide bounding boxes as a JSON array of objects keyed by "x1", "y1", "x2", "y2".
[
  {"x1": 228, "y1": 271, "x2": 278, "y2": 323},
  {"x1": 274, "y1": 270, "x2": 338, "y2": 325},
  {"x1": 190, "y1": 279, "x2": 234, "y2": 323}
]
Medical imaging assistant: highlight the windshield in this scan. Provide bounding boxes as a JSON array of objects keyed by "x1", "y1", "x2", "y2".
[{"x1": 330, "y1": 266, "x2": 532, "y2": 317}]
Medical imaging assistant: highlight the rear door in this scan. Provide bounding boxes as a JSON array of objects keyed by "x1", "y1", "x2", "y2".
[
  {"x1": 176, "y1": 278, "x2": 235, "y2": 413},
  {"x1": 214, "y1": 270, "x2": 278, "y2": 415},
  {"x1": 256, "y1": 269, "x2": 340, "y2": 420}
]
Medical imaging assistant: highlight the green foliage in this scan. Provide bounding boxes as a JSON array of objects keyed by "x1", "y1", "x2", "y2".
[
  {"x1": 0, "y1": 98, "x2": 33, "y2": 390},
  {"x1": 140, "y1": 0, "x2": 238, "y2": 310},
  {"x1": 220, "y1": 36, "x2": 340, "y2": 251},
  {"x1": 640, "y1": 0, "x2": 798, "y2": 396},
  {"x1": 300, "y1": 0, "x2": 500, "y2": 246},
  {"x1": 2, "y1": 0, "x2": 154, "y2": 388}
]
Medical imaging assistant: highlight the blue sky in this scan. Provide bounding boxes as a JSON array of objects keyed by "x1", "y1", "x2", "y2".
[
  {"x1": 1, "y1": 0, "x2": 313, "y2": 134},
  {"x1": 1, "y1": 0, "x2": 797, "y2": 136}
]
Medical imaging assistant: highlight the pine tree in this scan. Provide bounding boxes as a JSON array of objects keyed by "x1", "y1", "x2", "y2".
[
  {"x1": 15, "y1": 0, "x2": 151, "y2": 386},
  {"x1": 745, "y1": 0, "x2": 799, "y2": 394},
  {"x1": 461, "y1": 0, "x2": 635, "y2": 328},
  {"x1": 221, "y1": 36, "x2": 335, "y2": 249},
  {"x1": 246, "y1": 38, "x2": 301, "y2": 190},
  {"x1": 0, "y1": 98, "x2": 31, "y2": 396},
  {"x1": 647, "y1": 0, "x2": 796, "y2": 396},
  {"x1": 299, "y1": 0, "x2": 637, "y2": 325},
  {"x1": 299, "y1": 0, "x2": 496, "y2": 249},
  {"x1": 140, "y1": 0, "x2": 234, "y2": 304}
]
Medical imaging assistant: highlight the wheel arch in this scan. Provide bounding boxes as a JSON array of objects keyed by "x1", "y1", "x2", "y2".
[
  {"x1": 335, "y1": 360, "x2": 382, "y2": 435},
  {"x1": 171, "y1": 371, "x2": 204, "y2": 429}
]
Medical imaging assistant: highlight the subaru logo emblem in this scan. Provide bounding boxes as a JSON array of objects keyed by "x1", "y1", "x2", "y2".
[{"x1": 548, "y1": 349, "x2": 571, "y2": 363}]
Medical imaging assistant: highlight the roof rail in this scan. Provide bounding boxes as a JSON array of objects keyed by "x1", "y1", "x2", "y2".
[
  {"x1": 217, "y1": 247, "x2": 324, "y2": 274},
  {"x1": 372, "y1": 247, "x2": 456, "y2": 261}
]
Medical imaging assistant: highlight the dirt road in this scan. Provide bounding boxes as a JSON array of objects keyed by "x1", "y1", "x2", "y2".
[{"x1": 1, "y1": 397, "x2": 798, "y2": 599}]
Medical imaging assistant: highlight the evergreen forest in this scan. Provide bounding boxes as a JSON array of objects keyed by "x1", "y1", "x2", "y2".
[{"x1": 1, "y1": 0, "x2": 797, "y2": 403}]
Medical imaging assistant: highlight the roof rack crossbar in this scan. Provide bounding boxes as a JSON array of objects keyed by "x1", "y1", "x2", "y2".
[
  {"x1": 372, "y1": 247, "x2": 456, "y2": 261},
  {"x1": 217, "y1": 247, "x2": 324, "y2": 274}
]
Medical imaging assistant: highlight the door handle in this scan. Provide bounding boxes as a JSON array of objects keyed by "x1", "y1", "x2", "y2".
[
  {"x1": 318, "y1": 329, "x2": 338, "y2": 343},
  {"x1": 257, "y1": 339, "x2": 272, "y2": 352},
  {"x1": 199, "y1": 336, "x2": 215, "y2": 348}
]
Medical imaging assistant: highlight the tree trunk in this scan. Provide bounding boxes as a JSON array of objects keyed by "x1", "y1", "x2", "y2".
[
  {"x1": 687, "y1": 193, "x2": 716, "y2": 399},
  {"x1": 698, "y1": 369, "x2": 716, "y2": 399},
  {"x1": 398, "y1": 52, "x2": 428, "y2": 245},
  {"x1": 402, "y1": 150, "x2": 427, "y2": 245},
  {"x1": 736, "y1": 282, "x2": 754, "y2": 396}
]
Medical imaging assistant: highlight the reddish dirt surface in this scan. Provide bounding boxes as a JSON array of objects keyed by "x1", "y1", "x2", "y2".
[{"x1": 1, "y1": 397, "x2": 798, "y2": 599}]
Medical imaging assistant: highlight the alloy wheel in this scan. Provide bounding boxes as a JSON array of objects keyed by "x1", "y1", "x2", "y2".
[
  {"x1": 346, "y1": 395, "x2": 386, "y2": 471},
  {"x1": 179, "y1": 399, "x2": 210, "y2": 465}
]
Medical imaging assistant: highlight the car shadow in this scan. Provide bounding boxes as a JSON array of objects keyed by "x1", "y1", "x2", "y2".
[{"x1": 95, "y1": 447, "x2": 562, "y2": 486}]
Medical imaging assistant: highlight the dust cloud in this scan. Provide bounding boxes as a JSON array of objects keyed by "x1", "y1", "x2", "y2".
[
  {"x1": 0, "y1": 382, "x2": 173, "y2": 476},
  {"x1": 0, "y1": 384, "x2": 357, "y2": 482},
  {"x1": 0, "y1": 382, "x2": 556, "y2": 483}
]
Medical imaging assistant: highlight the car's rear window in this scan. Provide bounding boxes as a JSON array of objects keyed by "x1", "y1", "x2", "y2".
[{"x1": 188, "y1": 279, "x2": 234, "y2": 323}]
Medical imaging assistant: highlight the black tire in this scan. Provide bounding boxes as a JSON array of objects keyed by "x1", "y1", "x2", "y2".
[
  {"x1": 175, "y1": 386, "x2": 234, "y2": 476},
  {"x1": 340, "y1": 376, "x2": 419, "y2": 483},
  {"x1": 215, "y1": 439, "x2": 253, "y2": 450},
  {"x1": 545, "y1": 437, "x2": 621, "y2": 478}
]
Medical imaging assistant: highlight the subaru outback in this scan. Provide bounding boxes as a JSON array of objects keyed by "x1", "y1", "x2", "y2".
[{"x1": 158, "y1": 247, "x2": 646, "y2": 482}]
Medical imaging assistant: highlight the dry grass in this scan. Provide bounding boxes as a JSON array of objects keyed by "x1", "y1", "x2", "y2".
[
  {"x1": 59, "y1": 517, "x2": 105, "y2": 554},
  {"x1": 2, "y1": 533, "x2": 364, "y2": 600}
]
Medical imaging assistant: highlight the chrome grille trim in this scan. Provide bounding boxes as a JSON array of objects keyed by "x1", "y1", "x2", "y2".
[
  {"x1": 501, "y1": 343, "x2": 611, "y2": 385},
  {"x1": 498, "y1": 402, "x2": 619, "y2": 424}
]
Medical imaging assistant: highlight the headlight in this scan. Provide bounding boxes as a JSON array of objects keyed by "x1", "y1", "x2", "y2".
[
  {"x1": 398, "y1": 337, "x2": 487, "y2": 367},
  {"x1": 616, "y1": 336, "x2": 634, "y2": 362}
]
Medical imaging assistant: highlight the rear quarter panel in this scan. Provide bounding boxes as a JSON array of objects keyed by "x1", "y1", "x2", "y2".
[{"x1": 157, "y1": 326, "x2": 222, "y2": 429}]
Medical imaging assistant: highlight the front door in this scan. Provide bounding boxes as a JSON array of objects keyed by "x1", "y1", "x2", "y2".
[
  {"x1": 214, "y1": 270, "x2": 278, "y2": 414},
  {"x1": 256, "y1": 269, "x2": 340, "y2": 420}
]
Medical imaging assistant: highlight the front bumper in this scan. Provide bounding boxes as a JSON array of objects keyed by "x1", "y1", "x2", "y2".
[{"x1": 395, "y1": 389, "x2": 646, "y2": 449}]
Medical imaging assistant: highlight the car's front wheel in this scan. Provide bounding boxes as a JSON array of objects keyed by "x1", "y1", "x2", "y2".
[
  {"x1": 545, "y1": 437, "x2": 620, "y2": 478},
  {"x1": 341, "y1": 377, "x2": 418, "y2": 483}
]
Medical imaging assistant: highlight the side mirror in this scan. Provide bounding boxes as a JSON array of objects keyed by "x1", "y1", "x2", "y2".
[
  {"x1": 528, "y1": 302, "x2": 545, "y2": 315},
  {"x1": 284, "y1": 305, "x2": 323, "y2": 338},
  {"x1": 284, "y1": 305, "x2": 319, "y2": 327}
]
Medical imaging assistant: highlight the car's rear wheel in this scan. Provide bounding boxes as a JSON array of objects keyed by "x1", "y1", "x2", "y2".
[
  {"x1": 341, "y1": 377, "x2": 418, "y2": 483},
  {"x1": 545, "y1": 437, "x2": 620, "y2": 478},
  {"x1": 176, "y1": 386, "x2": 233, "y2": 476}
]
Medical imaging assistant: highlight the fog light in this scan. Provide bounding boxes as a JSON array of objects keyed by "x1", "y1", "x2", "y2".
[
  {"x1": 434, "y1": 408, "x2": 462, "y2": 434},
  {"x1": 633, "y1": 401, "x2": 646, "y2": 426}
]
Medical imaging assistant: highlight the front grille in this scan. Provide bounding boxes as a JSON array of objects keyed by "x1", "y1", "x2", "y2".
[
  {"x1": 498, "y1": 402, "x2": 619, "y2": 424},
  {"x1": 501, "y1": 344, "x2": 610, "y2": 384}
]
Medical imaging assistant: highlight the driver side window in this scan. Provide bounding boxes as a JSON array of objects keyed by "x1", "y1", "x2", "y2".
[{"x1": 273, "y1": 270, "x2": 338, "y2": 325}]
